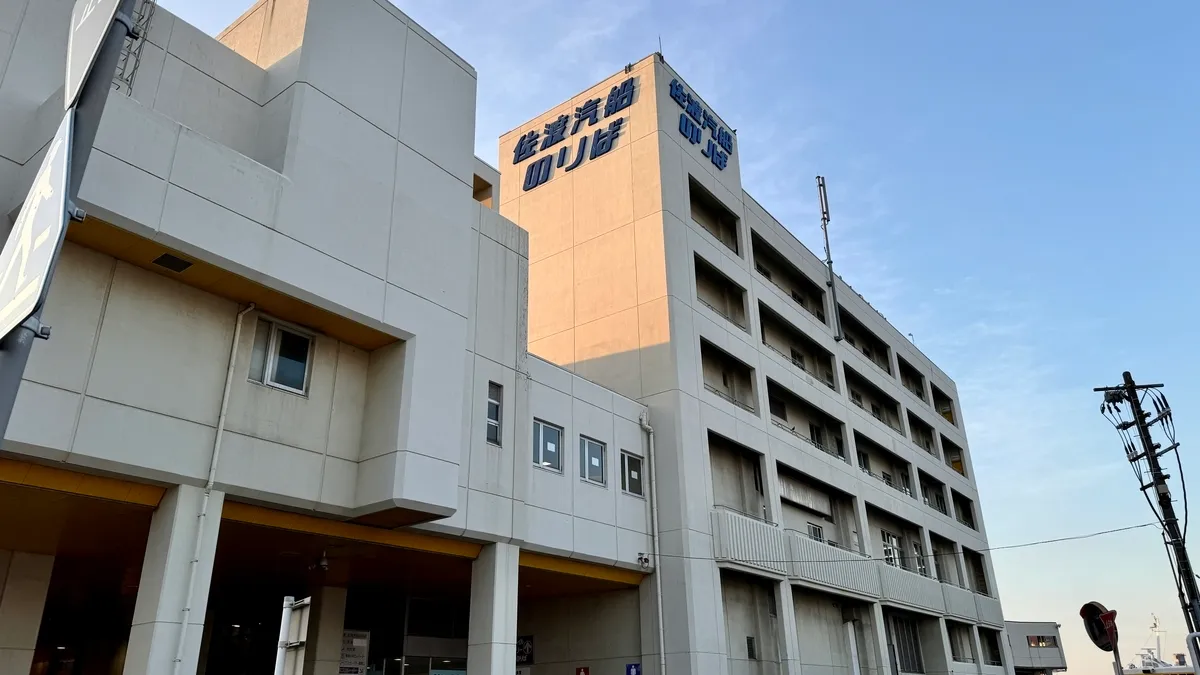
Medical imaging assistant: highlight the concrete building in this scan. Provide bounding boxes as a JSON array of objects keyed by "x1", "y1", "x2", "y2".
[
  {"x1": 500, "y1": 53, "x2": 1015, "y2": 675},
  {"x1": 0, "y1": 2, "x2": 1015, "y2": 675},
  {"x1": 1006, "y1": 622, "x2": 1067, "y2": 675}
]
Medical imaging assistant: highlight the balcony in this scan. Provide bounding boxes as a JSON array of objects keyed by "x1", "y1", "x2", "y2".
[
  {"x1": 789, "y1": 529, "x2": 881, "y2": 597},
  {"x1": 691, "y1": 176, "x2": 740, "y2": 256},
  {"x1": 919, "y1": 471, "x2": 949, "y2": 516},
  {"x1": 975, "y1": 592, "x2": 1005, "y2": 627},
  {"x1": 759, "y1": 304, "x2": 837, "y2": 390},
  {"x1": 772, "y1": 419, "x2": 848, "y2": 463},
  {"x1": 839, "y1": 307, "x2": 892, "y2": 376},
  {"x1": 942, "y1": 581, "x2": 980, "y2": 621},
  {"x1": 878, "y1": 562, "x2": 947, "y2": 614},
  {"x1": 695, "y1": 254, "x2": 749, "y2": 332},
  {"x1": 942, "y1": 435, "x2": 968, "y2": 478},
  {"x1": 899, "y1": 356, "x2": 927, "y2": 403},
  {"x1": 952, "y1": 490, "x2": 977, "y2": 530},
  {"x1": 701, "y1": 340, "x2": 757, "y2": 413},
  {"x1": 767, "y1": 379, "x2": 847, "y2": 462},
  {"x1": 711, "y1": 507, "x2": 790, "y2": 577},
  {"x1": 751, "y1": 231, "x2": 827, "y2": 326},
  {"x1": 932, "y1": 383, "x2": 957, "y2": 427},
  {"x1": 908, "y1": 411, "x2": 938, "y2": 459},
  {"x1": 861, "y1": 467, "x2": 912, "y2": 497}
]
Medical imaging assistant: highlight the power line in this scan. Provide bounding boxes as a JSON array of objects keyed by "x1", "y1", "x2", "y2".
[{"x1": 656, "y1": 521, "x2": 1156, "y2": 564}]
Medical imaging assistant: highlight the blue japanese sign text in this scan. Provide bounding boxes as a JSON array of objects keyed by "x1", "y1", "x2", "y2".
[{"x1": 668, "y1": 78, "x2": 733, "y2": 171}]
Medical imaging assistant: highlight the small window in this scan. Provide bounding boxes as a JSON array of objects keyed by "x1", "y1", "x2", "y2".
[
  {"x1": 881, "y1": 530, "x2": 901, "y2": 567},
  {"x1": 809, "y1": 423, "x2": 824, "y2": 448},
  {"x1": 533, "y1": 420, "x2": 563, "y2": 472},
  {"x1": 746, "y1": 636, "x2": 758, "y2": 661},
  {"x1": 755, "y1": 263, "x2": 772, "y2": 280},
  {"x1": 871, "y1": 403, "x2": 882, "y2": 417},
  {"x1": 769, "y1": 396, "x2": 787, "y2": 420},
  {"x1": 851, "y1": 391, "x2": 863, "y2": 406},
  {"x1": 790, "y1": 348, "x2": 805, "y2": 369},
  {"x1": 857, "y1": 452, "x2": 870, "y2": 472},
  {"x1": 580, "y1": 436, "x2": 606, "y2": 486},
  {"x1": 1027, "y1": 635, "x2": 1058, "y2": 648},
  {"x1": 486, "y1": 382, "x2": 502, "y2": 446},
  {"x1": 249, "y1": 318, "x2": 314, "y2": 395},
  {"x1": 766, "y1": 590, "x2": 777, "y2": 617},
  {"x1": 621, "y1": 452, "x2": 644, "y2": 496},
  {"x1": 807, "y1": 522, "x2": 824, "y2": 542},
  {"x1": 912, "y1": 541, "x2": 928, "y2": 576}
]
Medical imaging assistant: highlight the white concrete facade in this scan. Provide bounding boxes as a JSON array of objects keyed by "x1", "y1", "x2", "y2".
[
  {"x1": 1005, "y1": 622, "x2": 1067, "y2": 675},
  {"x1": 501, "y1": 54, "x2": 1018, "y2": 675},
  {"x1": 0, "y1": 1, "x2": 651, "y2": 673}
]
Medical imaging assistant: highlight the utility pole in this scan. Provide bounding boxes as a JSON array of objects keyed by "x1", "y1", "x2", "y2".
[
  {"x1": 1095, "y1": 372, "x2": 1200, "y2": 639},
  {"x1": 816, "y1": 176, "x2": 843, "y2": 341}
]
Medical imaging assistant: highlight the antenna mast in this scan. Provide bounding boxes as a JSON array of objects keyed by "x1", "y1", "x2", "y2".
[{"x1": 816, "y1": 176, "x2": 844, "y2": 341}]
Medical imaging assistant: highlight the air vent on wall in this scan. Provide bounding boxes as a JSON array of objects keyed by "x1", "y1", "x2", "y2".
[{"x1": 151, "y1": 253, "x2": 193, "y2": 273}]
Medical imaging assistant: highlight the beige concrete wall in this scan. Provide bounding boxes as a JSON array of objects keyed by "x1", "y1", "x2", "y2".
[
  {"x1": 517, "y1": 588, "x2": 641, "y2": 675},
  {"x1": 502, "y1": 55, "x2": 671, "y2": 402}
]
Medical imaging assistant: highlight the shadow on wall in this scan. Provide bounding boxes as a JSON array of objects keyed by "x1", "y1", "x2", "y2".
[{"x1": 531, "y1": 341, "x2": 677, "y2": 404}]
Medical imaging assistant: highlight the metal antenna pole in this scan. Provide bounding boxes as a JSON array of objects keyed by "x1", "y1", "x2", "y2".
[
  {"x1": 816, "y1": 176, "x2": 843, "y2": 341},
  {"x1": 1096, "y1": 373, "x2": 1200, "y2": 638}
]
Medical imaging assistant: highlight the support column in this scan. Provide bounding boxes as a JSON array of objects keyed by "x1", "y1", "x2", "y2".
[
  {"x1": 467, "y1": 542, "x2": 519, "y2": 674},
  {"x1": 776, "y1": 581, "x2": 802, "y2": 675},
  {"x1": 867, "y1": 603, "x2": 892, "y2": 675},
  {"x1": 971, "y1": 625, "x2": 987, "y2": 673},
  {"x1": 953, "y1": 543, "x2": 969, "y2": 588},
  {"x1": 305, "y1": 587, "x2": 348, "y2": 675},
  {"x1": 0, "y1": 550, "x2": 54, "y2": 673},
  {"x1": 854, "y1": 496, "x2": 874, "y2": 557},
  {"x1": 123, "y1": 485, "x2": 224, "y2": 675},
  {"x1": 919, "y1": 529, "x2": 938, "y2": 579}
]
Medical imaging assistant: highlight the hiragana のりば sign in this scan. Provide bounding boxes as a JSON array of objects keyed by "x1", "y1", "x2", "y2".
[
  {"x1": 512, "y1": 77, "x2": 636, "y2": 192},
  {"x1": 668, "y1": 78, "x2": 734, "y2": 171}
]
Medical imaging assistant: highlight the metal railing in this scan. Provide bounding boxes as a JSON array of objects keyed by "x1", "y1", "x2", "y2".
[
  {"x1": 772, "y1": 419, "x2": 847, "y2": 463},
  {"x1": 761, "y1": 340, "x2": 836, "y2": 390},
  {"x1": 704, "y1": 382, "x2": 756, "y2": 413},
  {"x1": 697, "y1": 296, "x2": 749, "y2": 333},
  {"x1": 923, "y1": 495, "x2": 948, "y2": 515},
  {"x1": 955, "y1": 514, "x2": 977, "y2": 530},
  {"x1": 952, "y1": 655, "x2": 977, "y2": 664},
  {"x1": 904, "y1": 382, "x2": 927, "y2": 402},
  {"x1": 916, "y1": 437, "x2": 937, "y2": 456},
  {"x1": 984, "y1": 658, "x2": 1003, "y2": 667},
  {"x1": 762, "y1": 274, "x2": 826, "y2": 324},
  {"x1": 861, "y1": 467, "x2": 912, "y2": 497}
]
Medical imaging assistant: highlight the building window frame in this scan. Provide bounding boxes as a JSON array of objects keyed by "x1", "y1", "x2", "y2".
[
  {"x1": 620, "y1": 451, "x2": 644, "y2": 497},
  {"x1": 533, "y1": 419, "x2": 563, "y2": 473},
  {"x1": 249, "y1": 316, "x2": 315, "y2": 396},
  {"x1": 807, "y1": 522, "x2": 825, "y2": 543},
  {"x1": 486, "y1": 382, "x2": 503, "y2": 446},
  {"x1": 882, "y1": 529, "x2": 902, "y2": 567},
  {"x1": 580, "y1": 436, "x2": 607, "y2": 487}
]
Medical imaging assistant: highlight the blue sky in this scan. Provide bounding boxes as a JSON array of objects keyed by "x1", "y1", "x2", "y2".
[{"x1": 163, "y1": 0, "x2": 1200, "y2": 670}]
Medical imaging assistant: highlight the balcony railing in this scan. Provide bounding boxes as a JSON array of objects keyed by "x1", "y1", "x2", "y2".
[
  {"x1": 697, "y1": 296, "x2": 749, "y2": 333},
  {"x1": 705, "y1": 382, "x2": 756, "y2": 413},
  {"x1": 904, "y1": 381, "x2": 927, "y2": 402},
  {"x1": 860, "y1": 467, "x2": 912, "y2": 497},
  {"x1": 761, "y1": 274, "x2": 826, "y2": 324},
  {"x1": 956, "y1": 514, "x2": 977, "y2": 530},
  {"x1": 852, "y1": 399, "x2": 905, "y2": 434},
  {"x1": 761, "y1": 341, "x2": 836, "y2": 390},
  {"x1": 772, "y1": 419, "x2": 848, "y2": 463},
  {"x1": 916, "y1": 437, "x2": 937, "y2": 456},
  {"x1": 952, "y1": 656, "x2": 977, "y2": 664},
  {"x1": 984, "y1": 658, "x2": 1003, "y2": 667},
  {"x1": 923, "y1": 495, "x2": 948, "y2": 515}
]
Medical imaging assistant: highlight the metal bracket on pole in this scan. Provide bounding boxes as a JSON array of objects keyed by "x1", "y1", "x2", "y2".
[
  {"x1": 113, "y1": 11, "x2": 135, "y2": 35},
  {"x1": 67, "y1": 201, "x2": 85, "y2": 221}
]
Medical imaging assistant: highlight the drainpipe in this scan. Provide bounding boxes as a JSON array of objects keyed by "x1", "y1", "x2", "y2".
[
  {"x1": 639, "y1": 411, "x2": 667, "y2": 675},
  {"x1": 173, "y1": 302, "x2": 255, "y2": 675}
]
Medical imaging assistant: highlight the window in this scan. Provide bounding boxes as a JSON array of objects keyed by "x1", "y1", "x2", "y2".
[
  {"x1": 890, "y1": 616, "x2": 925, "y2": 674},
  {"x1": 807, "y1": 522, "x2": 824, "y2": 542},
  {"x1": 871, "y1": 403, "x2": 882, "y2": 418},
  {"x1": 790, "y1": 290, "x2": 806, "y2": 308},
  {"x1": 851, "y1": 390, "x2": 864, "y2": 406},
  {"x1": 981, "y1": 630, "x2": 1004, "y2": 666},
  {"x1": 755, "y1": 263, "x2": 772, "y2": 280},
  {"x1": 769, "y1": 396, "x2": 787, "y2": 420},
  {"x1": 249, "y1": 318, "x2": 314, "y2": 395},
  {"x1": 533, "y1": 420, "x2": 563, "y2": 472},
  {"x1": 809, "y1": 423, "x2": 825, "y2": 449},
  {"x1": 790, "y1": 347, "x2": 806, "y2": 369},
  {"x1": 882, "y1": 530, "x2": 901, "y2": 567},
  {"x1": 949, "y1": 623, "x2": 975, "y2": 663},
  {"x1": 746, "y1": 636, "x2": 758, "y2": 661},
  {"x1": 621, "y1": 452, "x2": 644, "y2": 496},
  {"x1": 882, "y1": 471, "x2": 894, "y2": 486},
  {"x1": 912, "y1": 541, "x2": 928, "y2": 576},
  {"x1": 580, "y1": 436, "x2": 606, "y2": 486},
  {"x1": 858, "y1": 452, "x2": 871, "y2": 472},
  {"x1": 486, "y1": 382, "x2": 502, "y2": 446},
  {"x1": 1027, "y1": 635, "x2": 1057, "y2": 648}
]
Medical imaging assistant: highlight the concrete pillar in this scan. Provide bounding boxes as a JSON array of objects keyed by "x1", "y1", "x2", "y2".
[
  {"x1": 639, "y1": 576, "x2": 663, "y2": 675},
  {"x1": 304, "y1": 587, "x2": 348, "y2": 675},
  {"x1": 971, "y1": 625, "x2": 987, "y2": 672},
  {"x1": 953, "y1": 543, "x2": 969, "y2": 588},
  {"x1": 0, "y1": 550, "x2": 54, "y2": 674},
  {"x1": 867, "y1": 603, "x2": 893, "y2": 675},
  {"x1": 123, "y1": 485, "x2": 224, "y2": 675},
  {"x1": 467, "y1": 542, "x2": 519, "y2": 674},
  {"x1": 775, "y1": 581, "x2": 802, "y2": 675},
  {"x1": 853, "y1": 496, "x2": 874, "y2": 557},
  {"x1": 919, "y1": 529, "x2": 938, "y2": 579}
]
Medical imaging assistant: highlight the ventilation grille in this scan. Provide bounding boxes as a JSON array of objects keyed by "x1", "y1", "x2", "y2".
[{"x1": 152, "y1": 253, "x2": 193, "y2": 273}]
